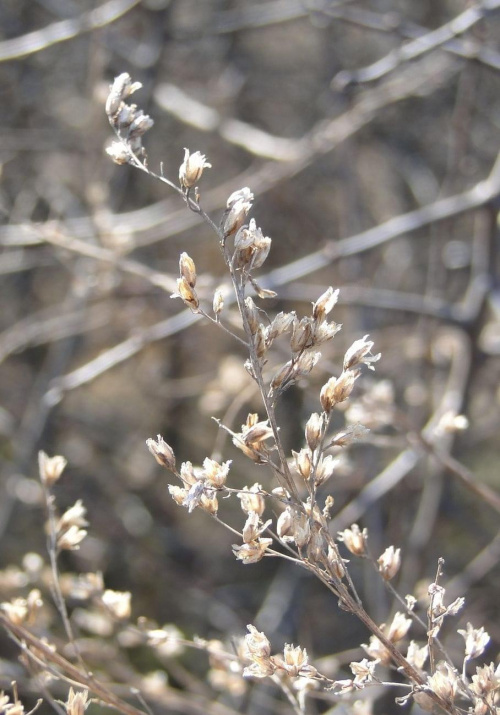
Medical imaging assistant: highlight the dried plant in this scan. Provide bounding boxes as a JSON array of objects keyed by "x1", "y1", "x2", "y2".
[{"x1": 1, "y1": 68, "x2": 499, "y2": 715}]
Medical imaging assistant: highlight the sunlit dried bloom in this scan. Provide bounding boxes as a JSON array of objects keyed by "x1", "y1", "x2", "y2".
[
  {"x1": 343, "y1": 335, "x2": 381, "y2": 372},
  {"x1": 266, "y1": 312, "x2": 296, "y2": 343},
  {"x1": 233, "y1": 219, "x2": 271, "y2": 270},
  {"x1": 427, "y1": 662, "x2": 458, "y2": 705},
  {"x1": 237, "y1": 484, "x2": 265, "y2": 516},
  {"x1": 174, "y1": 276, "x2": 199, "y2": 311},
  {"x1": 387, "y1": 611, "x2": 411, "y2": 642},
  {"x1": 242, "y1": 512, "x2": 272, "y2": 544},
  {"x1": 57, "y1": 500, "x2": 88, "y2": 532},
  {"x1": 183, "y1": 480, "x2": 206, "y2": 513},
  {"x1": 0, "y1": 686, "x2": 24, "y2": 715},
  {"x1": 320, "y1": 370, "x2": 358, "y2": 412},
  {"x1": 458, "y1": 623, "x2": 490, "y2": 661},
  {"x1": 244, "y1": 297, "x2": 260, "y2": 334},
  {"x1": 106, "y1": 73, "x2": 142, "y2": 117},
  {"x1": 377, "y1": 546, "x2": 401, "y2": 581},
  {"x1": 290, "y1": 317, "x2": 313, "y2": 353},
  {"x1": 253, "y1": 324, "x2": 267, "y2": 359},
  {"x1": 406, "y1": 641, "x2": 428, "y2": 670},
  {"x1": 199, "y1": 492, "x2": 218, "y2": 514},
  {"x1": 405, "y1": 595, "x2": 417, "y2": 611},
  {"x1": 277, "y1": 506, "x2": 310, "y2": 548},
  {"x1": 64, "y1": 688, "x2": 90, "y2": 715},
  {"x1": 338, "y1": 524, "x2": 367, "y2": 556},
  {"x1": 232, "y1": 538, "x2": 272, "y2": 564},
  {"x1": 350, "y1": 658, "x2": 378, "y2": 687},
  {"x1": 362, "y1": 636, "x2": 391, "y2": 665},
  {"x1": 202, "y1": 458, "x2": 231, "y2": 488},
  {"x1": 222, "y1": 188, "x2": 253, "y2": 237},
  {"x1": 213, "y1": 288, "x2": 224, "y2": 316},
  {"x1": 146, "y1": 435, "x2": 176, "y2": 471},
  {"x1": 101, "y1": 590, "x2": 131, "y2": 620},
  {"x1": 470, "y1": 662, "x2": 500, "y2": 698},
  {"x1": 311, "y1": 319, "x2": 342, "y2": 345},
  {"x1": 179, "y1": 148, "x2": 211, "y2": 189},
  {"x1": 179, "y1": 252, "x2": 196, "y2": 287},
  {"x1": 1, "y1": 597, "x2": 28, "y2": 625},
  {"x1": 57, "y1": 524, "x2": 87, "y2": 551},
  {"x1": 428, "y1": 583, "x2": 465, "y2": 636},
  {"x1": 305, "y1": 413, "x2": 322, "y2": 451},
  {"x1": 168, "y1": 484, "x2": 188, "y2": 506},
  {"x1": 128, "y1": 112, "x2": 154, "y2": 138},
  {"x1": 244, "y1": 625, "x2": 271, "y2": 659},
  {"x1": 179, "y1": 461, "x2": 197, "y2": 486},
  {"x1": 295, "y1": 350, "x2": 321, "y2": 378},
  {"x1": 330, "y1": 423, "x2": 370, "y2": 447},
  {"x1": 326, "y1": 545, "x2": 346, "y2": 579},
  {"x1": 293, "y1": 448, "x2": 312, "y2": 480},
  {"x1": 106, "y1": 140, "x2": 130, "y2": 165},
  {"x1": 278, "y1": 644, "x2": 316, "y2": 678},
  {"x1": 314, "y1": 454, "x2": 338, "y2": 486},
  {"x1": 312, "y1": 286, "x2": 339, "y2": 321},
  {"x1": 38, "y1": 451, "x2": 67, "y2": 486}
]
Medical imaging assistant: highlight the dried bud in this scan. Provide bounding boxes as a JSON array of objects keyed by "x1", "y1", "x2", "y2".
[
  {"x1": 293, "y1": 448, "x2": 312, "y2": 480},
  {"x1": 244, "y1": 297, "x2": 260, "y2": 335},
  {"x1": 327, "y1": 545, "x2": 346, "y2": 579},
  {"x1": 320, "y1": 370, "x2": 358, "y2": 412},
  {"x1": 213, "y1": 288, "x2": 224, "y2": 316},
  {"x1": 203, "y1": 458, "x2": 231, "y2": 488},
  {"x1": 338, "y1": 524, "x2": 367, "y2": 556},
  {"x1": 377, "y1": 546, "x2": 401, "y2": 581},
  {"x1": 279, "y1": 644, "x2": 311, "y2": 677},
  {"x1": 175, "y1": 276, "x2": 199, "y2": 311},
  {"x1": 128, "y1": 111, "x2": 154, "y2": 138},
  {"x1": 305, "y1": 412, "x2": 322, "y2": 451},
  {"x1": 38, "y1": 451, "x2": 67, "y2": 486},
  {"x1": 266, "y1": 312, "x2": 296, "y2": 343},
  {"x1": 237, "y1": 484, "x2": 265, "y2": 516},
  {"x1": 179, "y1": 252, "x2": 197, "y2": 287},
  {"x1": 146, "y1": 435, "x2": 176, "y2": 471},
  {"x1": 387, "y1": 612, "x2": 411, "y2": 642},
  {"x1": 57, "y1": 500, "x2": 89, "y2": 532},
  {"x1": 222, "y1": 189, "x2": 253, "y2": 237},
  {"x1": 277, "y1": 506, "x2": 310, "y2": 548},
  {"x1": 179, "y1": 148, "x2": 211, "y2": 189},
  {"x1": 312, "y1": 287, "x2": 339, "y2": 322},
  {"x1": 343, "y1": 335, "x2": 380, "y2": 372},
  {"x1": 57, "y1": 525, "x2": 87, "y2": 551},
  {"x1": 290, "y1": 317, "x2": 313, "y2": 353},
  {"x1": 254, "y1": 324, "x2": 267, "y2": 359},
  {"x1": 106, "y1": 73, "x2": 142, "y2": 118}
]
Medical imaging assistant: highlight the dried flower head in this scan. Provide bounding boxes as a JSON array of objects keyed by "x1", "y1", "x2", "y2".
[
  {"x1": 343, "y1": 335, "x2": 380, "y2": 372},
  {"x1": 232, "y1": 538, "x2": 272, "y2": 564},
  {"x1": 146, "y1": 435, "x2": 176, "y2": 471},
  {"x1": 377, "y1": 546, "x2": 401, "y2": 581},
  {"x1": 237, "y1": 484, "x2": 266, "y2": 516},
  {"x1": 179, "y1": 148, "x2": 211, "y2": 189},
  {"x1": 38, "y1": 451, "x2": 67, "y2": 486},
  {"x1": 312, "y1": 286, "x2": 339, "y2": 322},
  {"x1": 338, "y1": 524, "x2": 367, "y2": 556},
  {"x1": 458, "y1": 623, "x2": 490, "y2": 661},
  {"x1": 64, "y1": 689, "x2": 90, "y2": 715}
]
